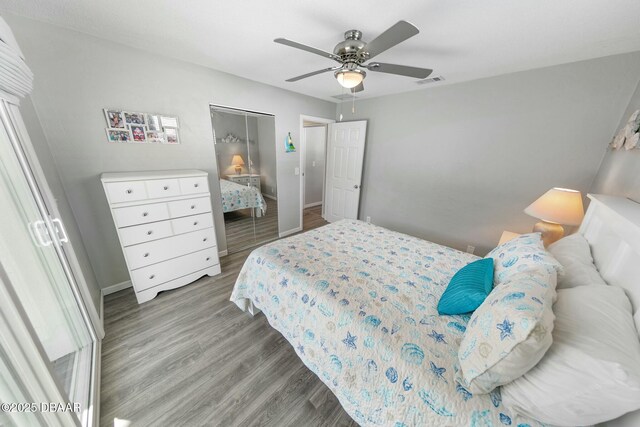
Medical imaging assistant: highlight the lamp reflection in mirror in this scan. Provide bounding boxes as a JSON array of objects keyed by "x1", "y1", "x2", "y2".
[
  {"x1": 524, "y1": 187, "x2": 585, "y2": 246},
  {"x1": 231, "y1": 154, "x2": 245, "y2": 175}
]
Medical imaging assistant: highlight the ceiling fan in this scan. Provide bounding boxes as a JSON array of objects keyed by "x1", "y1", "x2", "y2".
[{"x1": 274, "y1": 20, "x2": 432, "y2": 93}]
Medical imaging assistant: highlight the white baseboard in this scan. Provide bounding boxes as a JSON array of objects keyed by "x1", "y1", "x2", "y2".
[
  {"x1": 304, "y1": 201, "x2": 323, "y2": 208},
  {"x1": 263, "y1": 194, "x2": 277, "y2": 201},
  {"x1": 279, "y1": 226, "x2": 302, "y2": 238},
  {"x1": 101, "y1": 280, "x2": 132, "y2": 296},
  {"x1": 218, "y1": 249, "x2": 228, "y2": 257}
]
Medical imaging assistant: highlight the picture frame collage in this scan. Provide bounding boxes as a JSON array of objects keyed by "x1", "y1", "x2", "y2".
[{"x1": 104, "y1": 109, "x2": 180, "y2": 144}]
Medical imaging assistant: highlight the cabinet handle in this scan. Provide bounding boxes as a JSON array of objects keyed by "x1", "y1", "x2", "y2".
[
  {"x1": 194, "y1": 183, "x2": 199, "y2": 188},
  {"x1": 149, "y1": 274, "x2": 155, "y2": 279},
  {"x1": 142, "y1": 212, "x2": 149, "y2": 217},
  {"x1": 190, "y1": 205, "x2": 196, "y2": 209},
  {"x1": 147, "y1": 230, "x2": 153, "y2": 235},
  {"x1": 144, "y1": 252, "x2": 150, "y2": 257},
  {"x1": 206, "y1": 257, "x2": 211, "y2": 261},
  {"x1": 126, "y1": 189, "x2": 133, "y2": 194},
  {"x1": 203, "y1": 237, "x2": 208, "y2": 242},
  {"x1": 193, "y1": 221, "x2": 198, "y2": 226},
  {"x1": 163, "y1": 186, "x2": 169, "y2": 190}
]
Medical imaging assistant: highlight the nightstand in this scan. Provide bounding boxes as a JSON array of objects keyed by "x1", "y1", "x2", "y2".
[
  {"x1": 226, "y1": 174, "x2": 261, "y2": 191},
  {"x1": 499, "y1": 231, "x2": 521, "y2": 245}
]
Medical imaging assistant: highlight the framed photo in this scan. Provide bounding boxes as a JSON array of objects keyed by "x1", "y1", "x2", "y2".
[
  {"x1": 147, "y1": 114, "x2": 161, "y2": 131},
  {"x1": 106, "y1": 128, "x2": 131, "y2": 143},
  {"x1": 129, "y1": 124, "x2": 147, "y2": 142},
  {"x1": 104, "y1": 109, "x2": 125, "y2": 129},
  {"x1": 160, "y1": 116, "x2": 179, "y2": 128},
  {"x1": 164, "y1": 127, "x2": 179, "y2": 144},
  {"x1": 124, "y1": 111, "x2": 146, "y2": 125},
  {"x1": 146, "y1": 130, "x2": 165, "y2": 144}
]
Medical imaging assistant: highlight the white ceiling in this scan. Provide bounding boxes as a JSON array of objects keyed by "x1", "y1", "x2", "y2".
[{"x1": 2, "y1": 0, "x2": 640, "y2": 102}]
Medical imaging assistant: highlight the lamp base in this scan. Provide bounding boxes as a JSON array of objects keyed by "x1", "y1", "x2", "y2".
[
  {"x1": 532, "y1": 221, "x2": 564, "y2": 247},
  {"x1": 235, "y1": 166, "x2": 241, "y2": 175}
]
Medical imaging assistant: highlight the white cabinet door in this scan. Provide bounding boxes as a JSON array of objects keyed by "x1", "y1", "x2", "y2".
[{"x1": 324, "y1": 120, "x2": 367, "y2": 222}]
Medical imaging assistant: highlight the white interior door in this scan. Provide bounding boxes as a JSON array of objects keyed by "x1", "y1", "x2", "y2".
[{"x1": 324, "y1": 120, "x2": 367, "y2": 223}]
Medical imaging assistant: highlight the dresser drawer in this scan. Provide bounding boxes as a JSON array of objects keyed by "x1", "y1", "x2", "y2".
[
  {"x1": 104, "y1": 181, "x2": 147, "y2": 204},
  {"x1": 119, "y1": 220, "x2": 173, "y2": 246},
  {"x1": 168, "y1": 196, "x2": 212, "y2": 218},
  {"x1": 179, "y1": 176, "x2": 208, "y2": 195},
  {"x1": 146, "y1": 178, "x2": 180, "y2": 199},
  {"x1": 171, "y1": 213, "x2": 214, "y2": 235},
  {"x1": 112, "y1": 203, "x2": 170, "y2": 228},
  {"x1": 131, "y1": 248, "x2": 217, "y2": 292},
  {"x1": 125, "y1": 227, "x2": 216, "y2": 269}
]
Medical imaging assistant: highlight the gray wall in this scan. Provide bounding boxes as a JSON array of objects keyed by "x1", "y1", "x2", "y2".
[
  {"x1": 8, "y1": 14, "x2": 334, "y2": 289},
  {"x1": 591, "y1": 78, "x2": 640, "y2": 202},
  {"x1": 257, "y1": 116, "x2": 277, "y2": 198},
  {"x1": 304, "y1": 126, "x2": 326, "y2": 206},
  {"x1": 19, "y1": 96, "x2": 101, "y2": 311},
  {"x1": 347, "y1": 52, "x2": 640, "y2": 255}
]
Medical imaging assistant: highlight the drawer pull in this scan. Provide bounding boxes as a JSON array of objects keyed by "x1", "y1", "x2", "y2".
[
  {"x1": 147, "y1": 230, "x2": 153, "y2": 235},
  {"x1": 193, "y1": 221, "x2": 198, "y2": 225},
  {"x1": 194, "y1": 183, "x2": 199, "y2": 188},
  {"x1": 190, "y1": 205, "x2": 196, "y2": 209},
  {"x1": 206, "y1": 257, "x2": 211, "y2": 261},
  {"x1": 126, "y1": 189, "x2": 133, "y2": 194},
  {"x1": 203, "y1": 237, "x2": 208, "y2": 242},
  {"x1": 163, "y1": 186, "x2": 169, "y2": 190},
  {"x1": 149, "y1": 274, "x2": 155, "y2": 279},
  {"x1": 142, "y1": 212, "x2": 149, "y2": 217},
  {"x1": 144, "y1": 252, "x2": 150, "y2": 258}
]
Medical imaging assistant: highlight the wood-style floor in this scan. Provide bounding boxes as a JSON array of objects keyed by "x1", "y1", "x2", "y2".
[
  {"x1": 100, "y1": 206, "x2": 358, "y2": 426},
  {"x1": 223, "y1": 197, "x2": 279, "y2": 254}
]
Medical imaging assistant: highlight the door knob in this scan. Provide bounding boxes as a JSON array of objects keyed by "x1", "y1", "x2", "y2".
[{"x1": 354, "y1": 184, "x2": 360, "y2": 189}]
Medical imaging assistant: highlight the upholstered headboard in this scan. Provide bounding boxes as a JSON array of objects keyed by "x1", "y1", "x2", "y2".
[{"x1": 580, "y1": 194, "x2": 640, "y2": 427}]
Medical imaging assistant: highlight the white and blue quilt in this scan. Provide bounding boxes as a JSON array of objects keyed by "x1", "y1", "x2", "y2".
[
  {"x1": 219, "y1": 179, "x2": 266, "y2": 214},
  {"x1": 230, "y1": 220, "x2": 542, "y2": 427}
]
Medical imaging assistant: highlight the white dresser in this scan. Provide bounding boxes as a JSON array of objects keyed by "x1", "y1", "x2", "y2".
[
  {"x1": 226, "y1": 173, "x2": 261, "y2": 190},
  {"x1": 101, "y1": 170, "x2": 221, "y2": 304}
]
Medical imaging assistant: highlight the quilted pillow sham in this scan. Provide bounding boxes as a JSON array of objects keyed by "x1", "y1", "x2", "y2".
[
  {"x1": 458, "y1": 268, "x2": 557, "y2": 394},
  {"x1": 485, "y1": 232, "x2": 563, "y2": 284}
]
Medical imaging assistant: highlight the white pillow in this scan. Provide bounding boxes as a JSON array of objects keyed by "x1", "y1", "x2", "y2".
[
  {"x1": 458, "y1": 269, "x2": 556, "y2": 394},
  {"x1": 502, "y1": 285, "x2": 640, "y2": 426},
  {"x1": 485, "y1": 232, "x2": 563, "y2": 285},
  {"x1": 547, "y1": 233, "x2": 607, "y2": 289}
]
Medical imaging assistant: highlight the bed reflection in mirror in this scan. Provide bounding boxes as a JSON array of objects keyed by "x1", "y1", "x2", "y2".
[{"x1": 210, "y1": 105, "x2": 278, "y2": 254}]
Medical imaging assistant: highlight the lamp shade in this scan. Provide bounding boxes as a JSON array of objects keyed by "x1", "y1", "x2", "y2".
[
  {"x1": 231, "y1": 154, "x2": 245, "y2": 167},
  {"x1": 524, "y1": 188, "x2": 585, "y2": 226}
]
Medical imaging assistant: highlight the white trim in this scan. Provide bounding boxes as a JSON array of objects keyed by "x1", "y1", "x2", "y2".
[
  {"x1": 101, "y1": 280, "x2": 132, "y2": 296},
  {"x1": 299, "y1": 115, "x2": 334, "y2": 231},
  {"x1": 218, "y1": 249, "x2": 228, "y2": 257},
  {"x1": 99, "y1": 293, "x2": 104, "y2": 330},
  {"x1": 304, "y1": 201, "x2": 323, "y2": 208},
  {"x1": 279, "y1": 226, "x2": 302, "y2": 238},
  {"x1": 263, "y1": 193, "x2": 277, "y2": 201}
]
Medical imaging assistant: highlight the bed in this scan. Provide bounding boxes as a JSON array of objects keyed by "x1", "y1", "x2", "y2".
[
  {"x1": 219, "y1": 178, "x2": 266, "y2": 216},
  {"x1": 230, "y1": 194, "x2": 640, "y2": 426}
]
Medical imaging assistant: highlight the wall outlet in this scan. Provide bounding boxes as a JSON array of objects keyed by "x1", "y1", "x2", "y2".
[
  {"x1": 312, "y1": 160, "x2": 316, "y2": 167},
  {"x1": 366, "y1": 216, "x2": 371, "y2": 224},
  {"x1": 294, "y1": 167, "x2": 300, "y2": 176},
  {"x1": 466, "y1": 245, "x2": 475, "y2": 254}
]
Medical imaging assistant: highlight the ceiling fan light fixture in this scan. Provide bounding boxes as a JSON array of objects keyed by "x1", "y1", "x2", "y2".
[{"x1": 335, "y1": 69, "x2": 366, "y2": 89}]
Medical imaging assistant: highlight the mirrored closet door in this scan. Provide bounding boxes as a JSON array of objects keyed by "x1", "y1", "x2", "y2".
[{"x1": 210, "y1": 105, "x2": 278, "y2": 254}]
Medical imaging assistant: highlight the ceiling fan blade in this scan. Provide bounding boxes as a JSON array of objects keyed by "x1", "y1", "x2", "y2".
[
  {"x1": 286, "y1": 66, "x2": 341, "y2": 82},
  {"x1": 363, "y1": 20, "x2": 419, "y2": 60},
  {"x1": 274, "y1": 38, "x2": 341, "y2": 61},
  {"x1": 366, "y1": 62, "x2": 432, "y2": 79},
  {"x1": 351, "y1": 82, "x2": 364, "y2": 93}
]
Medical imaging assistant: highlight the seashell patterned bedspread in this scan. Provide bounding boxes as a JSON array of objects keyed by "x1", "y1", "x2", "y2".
[{"x1": 230, "y1": 220, "x2": 542, "y2": 427}]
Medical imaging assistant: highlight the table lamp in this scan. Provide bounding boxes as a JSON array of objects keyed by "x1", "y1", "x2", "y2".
[
  {"x1": 524, "y1": 187, "x2": 585, "y2": 246},
  {"x1": 231, "y1": 154, "x2": 245, "y2": 175}
]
